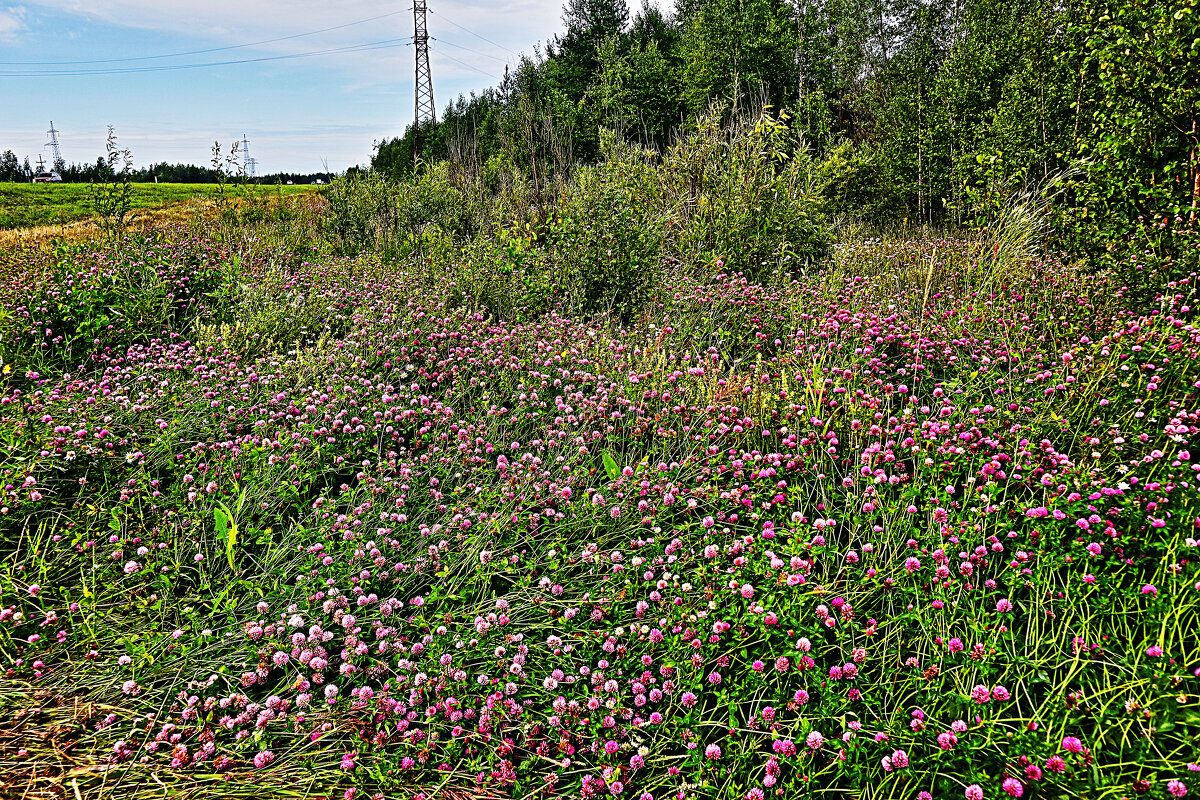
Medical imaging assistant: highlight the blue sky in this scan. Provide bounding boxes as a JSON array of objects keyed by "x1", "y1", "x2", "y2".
[{"x1": 0, "y1": 1, "x2": 648, "y2": 173}]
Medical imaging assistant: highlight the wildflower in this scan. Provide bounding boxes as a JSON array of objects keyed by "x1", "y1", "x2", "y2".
[
  {"x1": 1061, "y1": 737, "x2": 1083, "y2": 753},
  {"x1": 1167, "y1": 780, "x2": 1187, "y2": 798},
  {"x1": 1002, "y1": 779, "x2": 1023, "y2": 797},
  {"x1": 965, "y1": 785, "x2": 984, "y2": 800},
  {"x1": 1045, "y1": 755, "x2": 1066, "y2": 773},
  {"x1": 1146, "y1": 645, "x2": 1164, "y2": 657},
  {"x1": 806, "y1": 731, "x2": 824, "y2": 749},
  {"x1": 254, "y1": 750, "x2": 275, "y2": 769},
  {"x1": 992, "y1": 685, "x2": 1011, "y2": 702},
  {"x1": 971, "y1": 684, "x2": 991, "y2": 703},
  {"x1": 996, "y1": 598, "x2": 1012, "y2": 613},
  {"x1": 705, "y1": 744, "x2": 721, "y2": 759}
]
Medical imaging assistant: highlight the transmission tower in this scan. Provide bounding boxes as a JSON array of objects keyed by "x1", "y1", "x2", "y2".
[
  {"x1": 46, "y1": 121, "x2": 64, "y2": 169},
  {"x1": 413, "y1": 0, "x2": 436, "y2": 133},
  {"x1": 240, "y1": 133, "x2": 257, "y2": 178}
]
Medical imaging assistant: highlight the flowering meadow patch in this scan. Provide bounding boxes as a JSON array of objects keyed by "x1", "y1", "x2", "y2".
[{"x1": 1, "y1": 226, "x2": 1199, "y2": 800}]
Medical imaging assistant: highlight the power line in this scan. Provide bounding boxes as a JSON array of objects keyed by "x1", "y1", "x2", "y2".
[
  {"x1": 0, "y1": 10, "x2": 405, "y2": 66},
  {"x1": 0, "y1": 39, "x2": 409, "y2": 77},
  {"x1": 428, "y1": 9, "x2": 519, "y2": 56},
  {"x1": 429, "y1": 44, "x2": 501, "y2": 82},
  {"x1": 431, "y1": 38, "x2": 510, "y2": 65}
]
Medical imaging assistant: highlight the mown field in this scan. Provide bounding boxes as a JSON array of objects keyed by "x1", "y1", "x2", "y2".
[
  {"x1": 0, "y1": 136, "x2": 1198, "y2": 800},
  {"x1": 0, "y1": 182, "x2": 315, "y2": 229}
]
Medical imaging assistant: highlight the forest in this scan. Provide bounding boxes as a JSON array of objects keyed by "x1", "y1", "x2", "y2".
[{"x1": 374, "y1": 0, "x2": 1198, "y2": 271}]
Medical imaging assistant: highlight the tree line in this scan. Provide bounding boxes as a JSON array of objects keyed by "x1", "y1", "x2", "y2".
[
  {"x1": 0, "y1": 150, "x2": 330, "y2": 186},
  {"x1": 373, "y1": 0, "x2": 1198, "y2": 268}
]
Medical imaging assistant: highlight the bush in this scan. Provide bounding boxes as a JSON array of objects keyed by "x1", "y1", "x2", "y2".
[
  {"x1": 545, "y1": 134, "x2": 666, "y2": 318},
  {"x1": 465, "y1": 112, "x2": 834, "y2": 320},
  {"x1": 656, "y1": 107, "x2": 832, "y2": 280}
]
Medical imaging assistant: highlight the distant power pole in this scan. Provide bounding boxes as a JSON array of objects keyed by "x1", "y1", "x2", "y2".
[
  {"x1": 240, "y1": 134, "x2": 257, "y2": 178},
  {"x1": 46, "y1": 121, "x2": 64, "y2": 168},
  {"x1": 413, "y1": 0, "x2": 436, "y2": 155}
]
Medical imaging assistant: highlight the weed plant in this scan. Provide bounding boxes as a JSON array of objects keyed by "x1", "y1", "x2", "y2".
[{"x1": 90, "y1": 127, "x2": 134, "y2": 243}]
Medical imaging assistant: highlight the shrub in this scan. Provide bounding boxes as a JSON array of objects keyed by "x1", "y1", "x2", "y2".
[
  {"x1": 545, "y1": 133, "x2": 665, "y2": 318},
  {"x1": 90, "y1": 127, "x2": 134, "y2": 242},
  {"x1": 656, "y1": 107, "x2": 832, "y2": 280}
]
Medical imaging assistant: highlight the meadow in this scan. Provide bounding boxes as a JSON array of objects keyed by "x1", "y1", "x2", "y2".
[
  {"x1": 0, "y1": 182, "x2": 315, "y2": 230},
  {"x1": 0, "y1": 125, "x2": 1198, "y2": 800}
]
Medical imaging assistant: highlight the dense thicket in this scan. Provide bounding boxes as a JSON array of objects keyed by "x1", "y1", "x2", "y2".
[{"x1": 373, "y1": 0, "x2": 1199, "y2": 270}]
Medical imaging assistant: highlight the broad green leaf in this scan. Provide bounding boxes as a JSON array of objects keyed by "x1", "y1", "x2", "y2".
[{"x1": 603, "y1": 451, "x2": 620, "y2": 482}]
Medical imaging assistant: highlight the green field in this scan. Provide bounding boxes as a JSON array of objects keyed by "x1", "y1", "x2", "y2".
[{"x1": 0, "y1": 182, "x2": 315, "y2": 229}]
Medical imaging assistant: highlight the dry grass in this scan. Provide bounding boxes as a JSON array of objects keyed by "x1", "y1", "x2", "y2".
[
  {"x1": 0, "y1": 190, "x2": 319, "y2": 249},
  {"x1": 0, "y1": 202, "x2": 203, "y2": 249},
  {"x1": 0, "y1": 685, "x2": 506, "y2": 800}
]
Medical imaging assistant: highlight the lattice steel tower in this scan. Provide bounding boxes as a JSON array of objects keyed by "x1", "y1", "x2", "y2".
[
  {"x1": 413, "y1": 0, "x2": 436, "y2": 129},
  {"x1": 46, "y1": 121, "x2": 64, "y2": 169},
  {"x1": 241, "y1": 134, "x2": 257, "y2": 178}
]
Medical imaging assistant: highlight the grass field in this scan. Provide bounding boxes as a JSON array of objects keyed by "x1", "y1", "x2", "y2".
[{"x1": 0, "y1": 182, "x2": 316, "y2": 229}]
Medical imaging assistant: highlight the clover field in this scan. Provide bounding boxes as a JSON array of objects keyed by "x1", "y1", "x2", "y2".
[{"x1": 1, "y1": 221, "x2": 1199, "y2": 800}]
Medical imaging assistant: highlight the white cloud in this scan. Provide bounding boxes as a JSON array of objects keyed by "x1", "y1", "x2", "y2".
[
  {"x1": 0, "y1": 6, "x2": 26, "y2": 41},
  {"x1": 26, "y1": 1, "x2": 567, "y2": 60},
  {"x1": 17, "y1": 0, "x2": 581, "y2": 110},
  {"x1": 23, "y1": 1, "x2": 668, "y2": 75}
]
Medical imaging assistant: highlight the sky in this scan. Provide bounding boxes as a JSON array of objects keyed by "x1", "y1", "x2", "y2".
[{"x1": 0, "y1": 1, "x2": 660, "y2": 174}]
